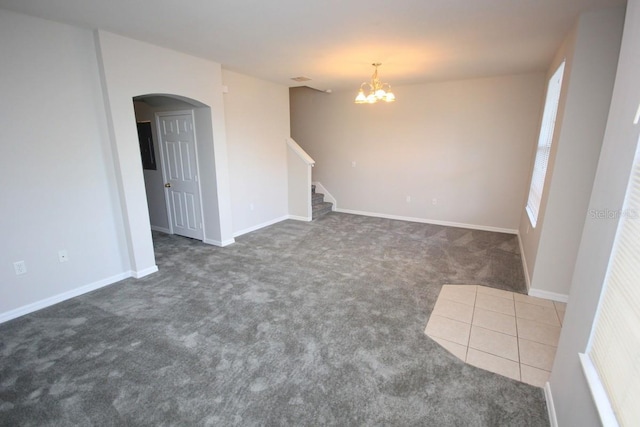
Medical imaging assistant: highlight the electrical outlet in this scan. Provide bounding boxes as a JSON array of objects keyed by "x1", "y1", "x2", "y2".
[
  {"x1": 249, "y1": 203, "x2": 255, "y2": 211},
  {"x1": 432, "y1": 198, "x2": 438, "y2": 205},
  {"x1": 406, "y1": 196, "x2": 411, "y2": 203},
  {"x1": 351, "y1": 161, "x2": 356, "y2": 168},
  {"x1": 13, "y1": 261, "x2": 26, "y2": 275},
  {"x1": 58, "y1": 250, "x2": 69, "y2": 263}
]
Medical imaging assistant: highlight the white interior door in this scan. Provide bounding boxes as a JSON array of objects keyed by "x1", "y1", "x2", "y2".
[{"x1": 156, "y1": 111, "x2": 204, "y2": 240}]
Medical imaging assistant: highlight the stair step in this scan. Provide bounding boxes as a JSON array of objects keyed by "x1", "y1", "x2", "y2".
[
  {"x1": 312, "y1": 201, "x2": 333, "y2": 220},
  {"x1": 312, "y1": 192, "x2": 325, "y2": 205}
]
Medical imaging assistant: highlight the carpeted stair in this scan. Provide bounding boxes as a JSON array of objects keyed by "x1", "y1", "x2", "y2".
[{"x1": 311, "y1": 184, "x2": 332, "y2": 220}]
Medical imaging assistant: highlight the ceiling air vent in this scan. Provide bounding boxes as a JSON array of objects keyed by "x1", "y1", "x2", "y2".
[{"x1": 290, "y1": 76, "x2": 311, "y2": 82}]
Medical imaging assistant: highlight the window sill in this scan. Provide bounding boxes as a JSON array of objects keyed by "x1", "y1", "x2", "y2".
[
  {"x1": 525, "y1": 205, "x2": 538, "y2": 229},
  {"x1": 578, "y1": 352, "x2": 619, "y2": 427}
]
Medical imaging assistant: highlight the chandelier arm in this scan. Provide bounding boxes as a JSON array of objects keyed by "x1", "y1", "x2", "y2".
[{"x1": 360, "y1": 81, "x2": 373, "y2": 91}]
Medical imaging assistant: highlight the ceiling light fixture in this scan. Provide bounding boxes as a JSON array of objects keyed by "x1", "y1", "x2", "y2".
[{"x1": 355, "y1": 63, "x2": 396, "y2": 104}]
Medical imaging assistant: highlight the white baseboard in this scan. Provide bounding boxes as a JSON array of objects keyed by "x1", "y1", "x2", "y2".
[
  {"x1": 528, "y1": 288, "x2": 569, "y2": 303},
  {"x1": 0, "y1": 271, "x2": 132, "y2": 324},
  {"x1": 131, "y1": 265, "x2": 158, "y2": 278},
  {"x1": 517, "y1": 232, "x2": 531, "y2": 291},
  {"x1": 150, "y1": 225, "x2": 171, "y2": 234},
  {"x1": 312, "y1": 181, "x2": 337, "y2": 209},
  {"x1": 334, "y1": 208, "x2": 518, "y2": 234},
  {"x1": 204, "y1": 237, "x2": 236, "y2": 247},
  {"x1": 289, "y1": 215, "x2": 312, "y2": 222},
  {"x1": 233, "y1": 215, "x2": 289, "y2": 238},
  {"x1": 544, "y1": 382, "x2": 558, "y2": 427}
]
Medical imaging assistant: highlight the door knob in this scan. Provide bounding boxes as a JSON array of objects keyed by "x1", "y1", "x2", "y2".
[{"x1": 164, "y1": 183, "x2": 171, "y2": 188}]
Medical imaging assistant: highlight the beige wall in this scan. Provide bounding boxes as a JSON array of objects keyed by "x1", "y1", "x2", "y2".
[
  {"x1": 291, "y1": 73, "x2": 545, "y2": 232},
  {"x1": 519, "y1": 7, "x2": 625, "y2": 299}
]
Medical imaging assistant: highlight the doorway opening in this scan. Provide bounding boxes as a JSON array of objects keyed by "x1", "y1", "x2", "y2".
[{"x1": 132, "y1": 94, "x2": 215, "y2": 243}]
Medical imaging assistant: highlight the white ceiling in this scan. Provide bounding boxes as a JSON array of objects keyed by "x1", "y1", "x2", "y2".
[{"x1": 0, "y1": 0, "x2": 626, "y2": 92}]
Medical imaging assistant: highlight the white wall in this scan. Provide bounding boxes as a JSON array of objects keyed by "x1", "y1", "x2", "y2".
[
  {"x1": 550, "y1": 1, "x2": 639, "y2": 425},
  {"x1": 0, "y1": 10, "x2": 129, "y2": 318},
  {"x1": 517, "y1": 29, "x2": 577, "y2": 292},
  {"x1": 287, "y1": 140, "x2": 314, "y2": 221},
  {"x1": 221, "y1": 69, "x2": 290, "y2": 236},
  {"x1": 95, "y1": 30, "x2": 236, "y2": 259},
  {"x1": 519, "y1": 7, "x2": 625, "y2": 299},
  {"x1": 127, "y1": 67, "x2": 294, "y2": 242},
  {"x1": 0, "y1": 10, "x2": 294, "y2": 320},
  {"x1": 192, "y1": 107, "x2": 222, "y2": 241},
  {"x1": 290, "y1": 73, "x2": 545, "y2": 233}
]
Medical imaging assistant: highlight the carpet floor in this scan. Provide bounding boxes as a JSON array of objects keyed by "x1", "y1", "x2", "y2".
[{"x1": 0, "y1": 213, "x2": 548, "y2": 426}]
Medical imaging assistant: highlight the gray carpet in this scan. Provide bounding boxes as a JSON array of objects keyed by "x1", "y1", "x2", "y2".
[{"x1": 0, "y1": 213, "x2": 548, "y2": 426}]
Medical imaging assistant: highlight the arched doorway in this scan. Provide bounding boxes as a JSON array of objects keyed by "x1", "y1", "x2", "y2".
[{"x1": 133, "y1": 94, "x2": 212, "y2": 241}]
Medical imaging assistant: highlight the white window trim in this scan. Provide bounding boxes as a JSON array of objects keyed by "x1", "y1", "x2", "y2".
[
  {"x1": 581, "y1": 121, "x2": 640, "y2": 427},
  {"x1": 525, "y1": 61, "x2": 566, "y2": 228},
  {"x1": 579, "y1": 353, "x2": 619, "y2": 427}
]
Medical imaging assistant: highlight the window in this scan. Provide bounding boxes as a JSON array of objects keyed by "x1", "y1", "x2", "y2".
[
  {"x1": 525, "y1": 61, "x2": 565, "y2": 228},
  {"x1": 581, "y1": 133, "x2": 640, "y2": 426}
]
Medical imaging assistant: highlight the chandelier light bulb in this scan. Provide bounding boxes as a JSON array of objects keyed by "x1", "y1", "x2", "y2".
[{"x1": 355, "y1": 90, "x2": 367, "y2": 103}]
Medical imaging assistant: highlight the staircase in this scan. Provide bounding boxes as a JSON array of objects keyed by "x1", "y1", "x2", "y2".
[{"x1": 312, "y1": 185, "x2": 333, "y2": 220}]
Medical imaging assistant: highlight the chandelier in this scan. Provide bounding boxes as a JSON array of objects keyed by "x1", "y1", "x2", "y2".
[{"x1": 354, "y1": 63, "x2": 396, "y2": 104}]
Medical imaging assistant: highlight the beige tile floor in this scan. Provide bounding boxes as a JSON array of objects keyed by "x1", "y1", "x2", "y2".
[{"x1": 425, "y1": 284, "x2": 566, "y2": 388}]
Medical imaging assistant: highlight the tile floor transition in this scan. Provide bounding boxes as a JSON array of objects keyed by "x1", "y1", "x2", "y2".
[{"x1": 424, "y1": 284, "x2": 566, "y2": 388}]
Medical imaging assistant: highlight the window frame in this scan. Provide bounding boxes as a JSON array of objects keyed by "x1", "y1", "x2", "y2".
[
  {"x1": 580, "y1": 131, "x2": 640, "y2": 427},
  {"x1": 526, "y1": 61, "x2": 566, "y2": 228}
]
